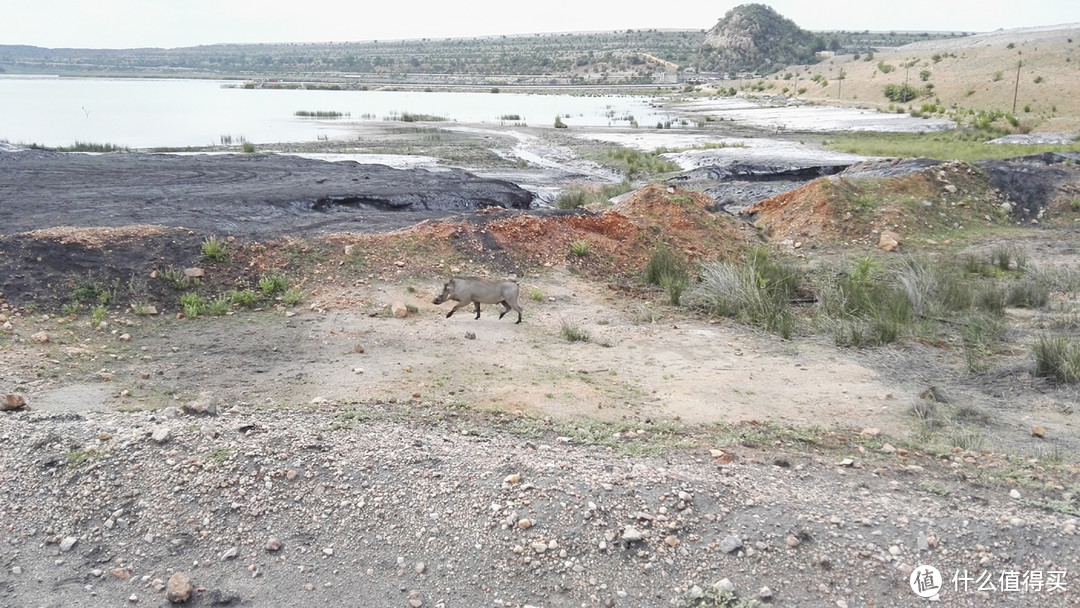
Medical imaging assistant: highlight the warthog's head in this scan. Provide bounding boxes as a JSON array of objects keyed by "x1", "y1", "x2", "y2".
[{"x1": 432, "y1": 281, "x2": 452, "y2": 305}]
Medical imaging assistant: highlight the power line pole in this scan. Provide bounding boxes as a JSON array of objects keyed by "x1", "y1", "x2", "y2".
[{"x1": 1012, "y1": 60, "x2": 1022, "y2": 114}]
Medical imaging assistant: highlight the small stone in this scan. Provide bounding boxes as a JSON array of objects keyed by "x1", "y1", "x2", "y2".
[
  {"x1": 414, "y1": 562, "x2": 425, "y2": 575},
  {"x1": 719, "y1": 535, "x2": 743, "y2": 554},
  {"x1": 1031, "y1": 426, "x2": 1046, "y2": 438},
  {"x1": 31, "y1": 331, "x2": 50, "y2": 343},
  {"x1": 530, "y1": 541, "x2": 547, "y2": 554},
  {"x1": 759, "y1": 586, "x2": 773, "y2": 599},
  {"x1": 503, "y1": 474, "x2": 521, "y2": 484},
  {"x1": 517, "y1": 518, "x2": 533, "y2": 529},
  {"x1": 391, "y1": 302, "x2": 409, "y2": 318},
  {"x1": 221, "y1": 547, "x2": 238, "y2": 560},
  {"x1": 1010, "y1": 489, "x2": 1022, "y2": 499},
  {"x1": 59, "y1": 536, "x2": 78, "y2": 552},
  {"x1": 880, "y1": 443, "x2": 897, "y2": 454},
  {"x1": 785, "y1": 534, "x2": 801, "y2": 548},
  {"x1": 837, "y1": 458, "x2": 855, "y2": 467},
  {"x1": 151, "y1": 427, "x2": 171, "y2": 443},
  {"x1": 109, "y1": 567, "x2": 133, "y2": 580},
  {"x1": 322, "y1": 547, "x2": 334, "y2": 556},
  {"x1": 166, "y1": 572, "x2": 193, "y2": 603},
  {"x1": 265, "y1": 538, "x2": 283, "y2": 552},
  {"x1": 878, "y1": 231, "x2": 901, "y2": 252},
  {"x1": 664, "y1": 535, "x2": 679, "y2": 547},
  {"x1": 464, "y1": 331, "x2": 476, "y2": 340},
  {"x1": 713, "y1": 578, "x2": 735, "y2": 593},
  {"x1": 129, "y1": 594, "x2": 138, "y2": 603},
  {"x1": 183, "y1": 267, "x2": 204, "y2": 278},
  {"x1": 182, "y1": 392, "x2": 218, "y2": 416},
  {"x1": 2, "y1": 393, "x2": 28, "y2": 411},
  {"x1": 11, "y1": 566, "x2": 22, "y2": 575},
  {"x1": 622, "y1": 526, "x2": 644, "y2": 543},
  {"x1": 118, "y1": 333, "x2": 131, "y2": 342}
]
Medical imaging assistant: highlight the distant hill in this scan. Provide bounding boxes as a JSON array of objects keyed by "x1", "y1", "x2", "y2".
[{"x1": 696, "y1": 3, "x2": 824, "y2": 74}]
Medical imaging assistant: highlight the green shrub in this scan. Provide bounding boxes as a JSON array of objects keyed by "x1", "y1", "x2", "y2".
[
  {"x1": 281, "y1": 287, "x2": 305, "y2": 306},
  {"x1": 643, "y1": 247, "x2": 690, "y2": 307},
  {"x1": 228, "y1": 289, "x2": 259, "y2": 308},
  {"x1": 241, "y1": 142, "x2": 256, "y2": 153},
  {"x1": 569, "y1": 241, "x2": 591, "y2": 257},
  {"x1": 206, "y1": 296, "x2": 231, "y2": 316},
  {"x1": 180, "y1": 293, "x2": 207, "y2": 318},
  {"x1": 201, "y1": 236, "x2": 229, "y2": 262},
  {"x1": 259, "y1": 274, "x2": 289, "y2": 295},
  {"x1": 883, "y1": 83, "x2": 919, "y2": 103}
]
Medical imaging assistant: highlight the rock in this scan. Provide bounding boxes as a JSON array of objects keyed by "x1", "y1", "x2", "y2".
[
  {"x1": 713, "y1": 578, "x2": 735, "y2": 593},
  {"x1": 109, "y1": 567, "x2": 133, "y2": 580},
  {"x1": 2, "y1": 393, "x2": 28, "y2": 411},
  {"x1": 1010, "y1": 489, "x2": 1022, "y2": 499},
  {"x1": 59, "y1": 536, "x2": 78, "y2": 552},
  {"x1": 944, "y1": 184, "x2": 958, "y2": 194},
  {"x1": 182, "y1": 392, "x2": 218, "y2": 416},
  {"x1": 759, "y1": 586, "x2": 773, "y2": 599},
  {"x1": 183, "y1": 267, "x2": 204, "y2": 278},
  {"x1": 878, "y1": 231, "x2": 901, "y2": 252},
  {"x1": 352, "y1": 343, "x2": 365, "y2": 354},
  {"x1": 880, "y1": 443, "x2": 897, "y2": 454},
  {"x1": 118, "y1": 333, "x2": 131, "y2": 341},
  {"x1": 151, "y1": 427, "x2": 171, "y2": 443},
  {"x1": 719, "y1": 534, "x2": 743, "y2": 554},
  {"x1": 165, "y1": 572, "x2": 194, "y2": 603},
  {"x1": 464, "y1": 331, "x2": 476, "y2": 340},
  {"x1": 1031, "y1": 426, "x2": 1046, "y2": 438},
  {"x1": 622, "y1": 525, "x2": 644, "y2": 543},
  {"x1": 414, "y1": 561, "x2": 426, "y2": 574},
  {"x1": 265, "y1": 538, "x2": 283, "y2": 552},
  {"x1": 503, "y1": 474, "x2": 521, "y2": 484},
  {"x1": 517, "y1": 518, "x2": 533, "y2": 529},
  {"x1": 221, "y1": 546, "x2": 238, "y2": 560},
  {"x1": 785, "y1": 534, "x2": 801, "y2": 548},
  {"x1": 530, "y1": 541, "x2": 548, "y2": 554},
  {"x1": 391, "y1": 302, "x2": 409, "y2": 318},
  {"x1": 665, "y1": 535, "x2": 680, "y2": 547},
  {"x1": 31, "y1": 331, "x2": 50, "y2": 343}
]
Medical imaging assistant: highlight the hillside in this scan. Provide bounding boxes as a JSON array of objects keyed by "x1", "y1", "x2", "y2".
[{"x1": 751, "y1": 23, "x2": 1080, "y2": 132}]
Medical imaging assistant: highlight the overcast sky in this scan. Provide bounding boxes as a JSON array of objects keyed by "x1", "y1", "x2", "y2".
[{"x1": 3, "y1": 0, "x2": 1078, "y2": 49}]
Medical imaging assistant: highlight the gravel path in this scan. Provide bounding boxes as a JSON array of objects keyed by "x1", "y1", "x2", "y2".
[{"x1": 2, "y1": 404, "x2": 1077, "y2": 607}]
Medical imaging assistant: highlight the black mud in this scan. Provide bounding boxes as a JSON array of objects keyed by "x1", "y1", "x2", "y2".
[{"x1": 0, "y1": 150, "x2": 533, "y2": 239}]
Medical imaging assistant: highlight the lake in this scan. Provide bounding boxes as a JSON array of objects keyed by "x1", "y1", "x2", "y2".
[{"x1": 0, "y1": 76, "x2": 673, "y2": 149}]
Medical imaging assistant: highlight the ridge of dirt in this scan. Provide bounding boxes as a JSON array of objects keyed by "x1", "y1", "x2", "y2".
[{"x1": 742, "y1": 159, "x2": 1080, "y2": 247}]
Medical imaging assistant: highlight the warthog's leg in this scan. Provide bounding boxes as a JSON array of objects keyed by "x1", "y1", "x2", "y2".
[
  {"x1": 498, "y1": 300, "x2": 523, "y2": 324},
  {"x1": 473, "y1": 301, "x2": 482, "y2": 319},
  {"x1": 447, "y1": 300, "x2": 471, "y2": 318}
]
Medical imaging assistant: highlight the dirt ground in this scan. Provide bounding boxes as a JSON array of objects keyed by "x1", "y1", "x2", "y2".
[{"x1": 2, "y1": 119, "x2": 1080, "y2": 607}]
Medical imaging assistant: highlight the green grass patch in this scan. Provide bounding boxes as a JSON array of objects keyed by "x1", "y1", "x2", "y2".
[
  {"x1": 553, "y1": 181, "x2": 633, "y2": 209},
  {"x1": 559, "y1": 320, "x2": 591, "y2": 343},
  {"x1": 687, "y1": 248, "x2": 799, "y2": 339},
  {"x1": 1032, "y1": 334, "x2": 1080, "y2": 384},
  {"x1": 589, "y1": 146, "x2": 679, "y2": 180},
  {"x1": 824, "y1": 131, "x2": 1080, "y2": 162}
]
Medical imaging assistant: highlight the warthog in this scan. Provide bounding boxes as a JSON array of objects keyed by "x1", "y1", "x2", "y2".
[{"x1": 432, "y1": 276, "x2": 522, "y2": 324}]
